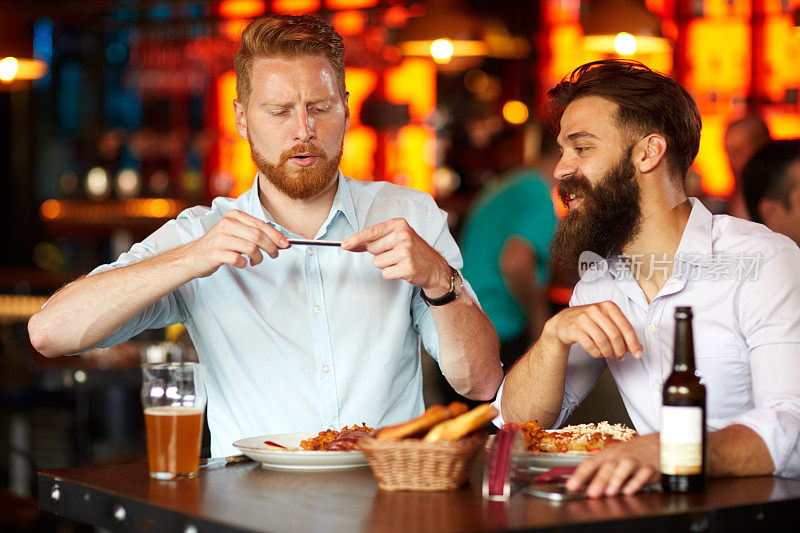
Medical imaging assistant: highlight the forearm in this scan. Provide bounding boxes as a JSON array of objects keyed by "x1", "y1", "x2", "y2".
[
  {"x1": 500, "y1": 237, "x2": 548, "y2": 339},
  {"x1": 500, "y1": 328, "x2": 569, "y2": 427},
  {"x1": 433, "y1": 292, "x2": 502, "y2": 401},
  {"x1": 708, "y1": 424, "x2": 775, "y2": 477},
  {"x1": 28, "y1": 244, "x2": 196, "y2": 357}
]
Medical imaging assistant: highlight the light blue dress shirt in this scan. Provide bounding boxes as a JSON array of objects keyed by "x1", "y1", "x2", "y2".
[{"x1": 89, "y1": 173, "x2": 474, "y2": 456}]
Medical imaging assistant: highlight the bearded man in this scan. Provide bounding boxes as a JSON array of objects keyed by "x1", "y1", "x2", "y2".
[
  {"x1": 28, "y1": 15, "x2": 501, "y2": 456},
  {"x1": 496, "y1": 60, "x2": 800, "y2": 496}
]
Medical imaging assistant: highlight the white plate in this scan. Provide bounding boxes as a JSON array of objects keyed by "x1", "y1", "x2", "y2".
[
  {"x1": 232, "y1": 432, "x2": 368, "y2": 470},
  {"x1": 523, "y1": 451, "x2": 594, "y2": 469},
  {"x1": 487, "y1": 434, "x2": 594, "y2": 469}
]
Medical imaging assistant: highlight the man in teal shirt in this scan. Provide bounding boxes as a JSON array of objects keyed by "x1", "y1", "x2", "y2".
[{"x1": 461, "y1": 160, "x2": 558, "y2": 369}]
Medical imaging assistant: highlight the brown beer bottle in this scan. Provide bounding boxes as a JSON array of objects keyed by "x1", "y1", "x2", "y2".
[{"x1": 660, "y1": 306, "x2": 707, "y2": 493}]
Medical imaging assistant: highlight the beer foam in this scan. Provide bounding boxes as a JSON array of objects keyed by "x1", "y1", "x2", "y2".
[{"x1": 144, "y1": 406, "x2": 203, "y2": 416}]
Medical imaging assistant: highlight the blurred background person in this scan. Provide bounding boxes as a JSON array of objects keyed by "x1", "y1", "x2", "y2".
[
  {"x1": 742, "y1": 139, "x2": 800, "y2": 247},
  {"x1": 724, "y1": 115, "x2": 771, "y2": 219},
  {"x1": 459, "y1": 127, "x2": 559, "y2": 371}
]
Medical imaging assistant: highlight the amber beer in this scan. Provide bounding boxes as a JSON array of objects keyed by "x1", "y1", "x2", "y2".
[
  {"x1": 145, "y1": 406, "x2": 204, "y2": 478},
  {"x1": 660, "y1": 307, "x2": 707, "y2": 493},
  {"x1": 141, "y1": 362, "x2": 206, "y2": 480}
]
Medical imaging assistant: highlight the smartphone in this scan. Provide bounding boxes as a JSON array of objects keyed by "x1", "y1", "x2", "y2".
[{"x1": 524, "y1": 482, "x2": 590, "y2": 501}]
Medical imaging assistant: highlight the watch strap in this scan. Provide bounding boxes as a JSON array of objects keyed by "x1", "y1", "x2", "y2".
[{"x1": 421, "y1": 267, "x2": 460, "y2": 306}]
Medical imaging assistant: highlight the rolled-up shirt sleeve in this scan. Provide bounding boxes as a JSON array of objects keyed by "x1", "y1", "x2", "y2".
[
  {"x1": 731, "y1": 245, "x2": 800, "y2": 478},
  {"x1": 412, "y1": 198, "x2": 480, "y2": 364},
  {"x1": 85, "y1": 214, "x2": 199, "y2": 350}
]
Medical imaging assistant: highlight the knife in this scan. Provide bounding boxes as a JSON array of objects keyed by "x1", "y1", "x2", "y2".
[{"x1": 200, "y1": 454, "x2": 254, "y2": 470}]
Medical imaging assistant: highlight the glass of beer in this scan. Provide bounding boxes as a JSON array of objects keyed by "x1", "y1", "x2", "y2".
[{"x1": 141, "y1": 362, "x2": 207, "y2": 480}]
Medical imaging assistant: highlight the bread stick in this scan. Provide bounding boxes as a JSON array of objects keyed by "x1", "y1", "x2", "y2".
[
  {"x1": 446, "y1": 401, "x2": 469, "y2": 418},
  {"x1": 375, "y1": 402, "x2": 468, "y2": 440},
  {"x1": 422, "y1": 403, "x2": 498, "y2": 442}
]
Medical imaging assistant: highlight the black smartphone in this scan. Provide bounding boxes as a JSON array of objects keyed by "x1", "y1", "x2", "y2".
[{"x1": 524, "y1": 482, "x2": 589, "y2": 501}]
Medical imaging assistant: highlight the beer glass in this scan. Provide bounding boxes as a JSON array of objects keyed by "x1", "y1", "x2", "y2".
[{"x1": 141, "y1": 362, "x2": 207, "y2": 480}]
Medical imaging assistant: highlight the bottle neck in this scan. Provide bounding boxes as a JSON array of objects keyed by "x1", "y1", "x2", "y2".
[{"x1": 673, "y1": 318, "x2": 696, "y2": 372}]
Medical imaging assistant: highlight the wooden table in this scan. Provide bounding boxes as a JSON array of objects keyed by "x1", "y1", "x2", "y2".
[{"x1": 38, "y1": 458, "x2": 800, "y2": 533}]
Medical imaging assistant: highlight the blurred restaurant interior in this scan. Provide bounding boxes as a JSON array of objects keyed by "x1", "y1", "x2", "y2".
[{"x1": 1, "y1": 0, "x2": 800, "y2": 529}]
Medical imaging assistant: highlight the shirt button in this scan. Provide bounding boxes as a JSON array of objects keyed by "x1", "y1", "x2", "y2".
[
  {"x1": 306, "y1": 248, "x2": 314, "y2": 256},
  {"x1": 654, "y1": 383, "x2": 661, "y2": 392},
  {"x1": 648, "y1": 325, "x2": 656, "y2": 333},
  {"x1": 322, "y1": 365, "x2": 330, "y2": 373},
  {"x1": 313, "y1": 305, "x2": 321, "y2": 313}
]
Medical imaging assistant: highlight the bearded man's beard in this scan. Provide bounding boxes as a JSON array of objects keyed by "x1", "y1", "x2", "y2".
[
  {"x1": 250, "y1": 140, "x2": 342, "y2": 200},
  {"x1": 550, "y1": 146, "x2": 642, "y2": 271}
]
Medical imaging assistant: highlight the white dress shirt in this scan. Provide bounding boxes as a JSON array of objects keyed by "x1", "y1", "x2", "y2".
[
  {"x1": 494, "y1": 199, "x2": 800, "y2": 478},
  {"x1": 88, "y1": 173, "x2": 474, "y2": 456}
]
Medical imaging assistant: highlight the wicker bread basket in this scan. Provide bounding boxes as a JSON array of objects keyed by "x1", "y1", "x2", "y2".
[{"x1": 357, "y1": 433, "x2": 487, "y2": 491}]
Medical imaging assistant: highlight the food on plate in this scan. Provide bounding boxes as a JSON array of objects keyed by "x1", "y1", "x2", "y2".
[
  {"x1": 423, "y1": 403, "x2": 499, "y2": 442},
  {"x1": 299, "y1": 423, "x2": 375, "y2": 451},
  {"x1": 375, "y1": 402, "x2": 468, "y2": 440},
  {"x1": 519, "y1": 420, "x2": 637, "y2": 453},
  {"x1": 326, "y1": 426, "x2": 376, "y2": 451}
]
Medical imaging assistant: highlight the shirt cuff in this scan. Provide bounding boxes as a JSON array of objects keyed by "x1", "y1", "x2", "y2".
[
  {"x1": 491, "y1": 378, "x2": 506, "y2": 428},
  {"x1": 728, "y1": 407, "x2": 800, "y2": 478}
]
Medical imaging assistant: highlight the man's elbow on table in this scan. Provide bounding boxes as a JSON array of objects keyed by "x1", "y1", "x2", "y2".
[
  {"x1": 448, "y1": 365, "x2": 503, "y2": 401},
  {"x1": 28, "y1": 311, "x2": 70, "y2": 358},
  {"x1": 500, "y1": 388, "x2": 560, "y2": 428}
]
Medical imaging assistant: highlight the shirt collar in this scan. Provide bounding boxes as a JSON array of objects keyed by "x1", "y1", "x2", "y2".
[
  {"x1": 674, "y1": 197, "x2": 714, "y2": 266},
  {"x1": 244, "y1": 170, "x2": 359, "y2": 236}
]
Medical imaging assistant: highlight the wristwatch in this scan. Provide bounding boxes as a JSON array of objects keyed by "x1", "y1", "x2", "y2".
[{"x1": 421, "y1": 267, "x2": 462, "y2": 306}]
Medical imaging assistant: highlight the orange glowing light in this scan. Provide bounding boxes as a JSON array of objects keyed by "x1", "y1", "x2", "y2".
[
  {"x1": 145, "y1": 199, "x2": 172, "y2": 218},
  {"x1": 502, "y1": 100, "x2": 529, "y2": 125},
  {"x1": 40, "y1": 200, "x2": 63, "y2": 220},
  {"x1": 218, "y1": 0, "x2": 265, "y2": 18},
  {"x1": 644, "y1": 0, "x2": 668, "y2": 17},
  {"x1": 272, "y1": 0, "x2": 320, "y2": 14},
  {"x1": 685, "y1": 18, "x2": 750, "y2": 99},
  {"x1": 332, "y1": 10, "x2": 365, "y2": 36},
  {"x1": 324, "y1": 0, "x2": 377, "y2": 8},
  {"x1": 340, "y1": 68, "x2": 377, "y2": 180},
  {"x1": 547, "y1": 23, "x2": 586, "y2": 85},
  {"x1": 217, "y1": 71, "x2": 256, "y2": 196},
  {"x1": 344, "y1": 67, "x2": 378, "y2": 126},
  {"x1": 693, "y1": 116, "x2": 734, "y2": 197},
  {"x1": 763, "y1": 15, "x2": 800, "y2": 105},
  {"x1": 702, "y1": 0, "x2": 751, "y2": 17},
  {"x1": 383, "y1": 6, "x2": 408, "y2": 28},
  {"x1": 385, "y1": 58, "x2": 436, "y2": 121},
  {"x1": 543, "y1": 0, "x2": 579, "y2": 25},
  {"x1": 766, "y1": 114, "x2": 800, "y2": 140},
  {"x1": 394, "y1": 125, "x2": 435, "y2": 195},
  {"x1": 0, "y1": 57, "x2": 48, "y2": 82},
  {"x1": 221, "y1": 20, "x2": 250, "y2": 41},
  {"x1": 341, "y1": 126, "x2": 377, "y2": 180},
  {"x1": 382, "y1": 59, "x2": 436, "y2": 193}
]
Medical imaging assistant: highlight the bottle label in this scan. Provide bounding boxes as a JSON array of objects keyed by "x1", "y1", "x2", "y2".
[{"x1": 660, "y1": 405, "x2": 703, "y2": 475}]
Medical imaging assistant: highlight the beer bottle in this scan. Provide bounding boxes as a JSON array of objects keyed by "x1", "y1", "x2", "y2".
[{"x1": 660, "y1": 306, "x2": 706, "y2": 493}]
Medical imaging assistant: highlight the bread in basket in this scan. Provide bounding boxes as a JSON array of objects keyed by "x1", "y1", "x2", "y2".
[{"x1": 358, "y1": 403, "x2": 496, "y2": 491}]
